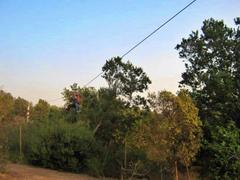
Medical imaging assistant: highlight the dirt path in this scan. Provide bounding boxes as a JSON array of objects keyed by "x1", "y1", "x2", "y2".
[{"x1": 0, "y1": 164, "x2": 104, "y2": 180}]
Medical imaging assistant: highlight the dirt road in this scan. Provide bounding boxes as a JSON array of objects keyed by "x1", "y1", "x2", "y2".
[{"x1": 0, "y1": 164, "x2": 100, "y2": 180}]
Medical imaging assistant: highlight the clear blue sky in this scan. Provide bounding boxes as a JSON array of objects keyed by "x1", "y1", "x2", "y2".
[{"x1": 0, "y1": 0, "x2": 239, "y2": 105}]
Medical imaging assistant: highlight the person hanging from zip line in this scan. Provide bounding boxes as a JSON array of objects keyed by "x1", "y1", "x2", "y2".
[
  {"x1": 66, "y1": 92, "x2": 81, "y2": 112},
  {"x1": 73, "y1": 93, "x2": 81, "y2": 112}
]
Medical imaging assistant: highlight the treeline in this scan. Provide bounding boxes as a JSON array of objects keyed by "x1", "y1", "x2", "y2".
[
  {"x1": 0, "y1": 17, "x2": 240, "y2": 179},
  {"x1": 0, "y1": 85, "x2": 201, "y2": 179}
]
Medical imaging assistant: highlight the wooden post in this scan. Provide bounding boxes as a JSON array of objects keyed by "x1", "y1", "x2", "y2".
[
  {"x1": 120, "y1": 166, "x2": 124, "y2": 180},
  {"x1": 122, "y1": 138, "x2": 127, "y2": 180},
  {"x1": 186, "y1": 164, "x2": 190, "y2": 180},
  {"x1": 175, "y1": 161, "x2": 179, "y2": 180},
  {"x1": 19, "y1": 124, "x2": 22, "y2": 160},
  {"x1": 124, "y1": 139, "x2": 127, "y2": 169},
  {"x1": 160, "y1": 165, "x2": 163, "y2": 180}
]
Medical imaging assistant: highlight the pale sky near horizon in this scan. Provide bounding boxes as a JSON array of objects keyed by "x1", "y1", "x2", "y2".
[{"x1": 0, "y1": 0, "x2": 239, "y2": 106}]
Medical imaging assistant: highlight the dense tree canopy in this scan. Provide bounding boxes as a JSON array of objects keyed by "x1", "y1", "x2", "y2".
[
  {"x1": 176, "y1": 17, "x2": 240, "y2": 127},
  {"x1": 132, "y1": 90, "x2": 202, "y2": 178},
  {"x1": 0, "y1": 124, "x2": 8, "y2": 172},
  {"x1": 102, "y1": 57, "x2": 151, "y2": 107},
  {"x1": 0, "y1": 90, "x2": 14, "y2": 122},
  {"x1": 202, "y1": 122, "x2": 240, "y2": 180},
  {"x1": 13, "y1": 97, "x2": 29, "y2": 117},
  {"x1": 176, "y1": 17, "x2": 240, "y2": 179},
  {"x1": 31, "y1": 99, "x2": 50, "y2": 122}
]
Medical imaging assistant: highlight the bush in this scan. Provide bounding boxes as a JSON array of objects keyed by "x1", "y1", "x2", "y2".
[
  {"x1": 6, "y1": 125, "x2": 21, "y2": 162},
  {"x1": 23, "y1": 119, "x2": 96, "y2": 173},
  {"x1": 0, "y1": 126, "x2": 8, "y2": 172},
  {"x1": 86, "y1": 157, "x2": 104, "y2": 177},
  {"x1": 201, "y1": 122, "x2": 240, "y2": 179}
]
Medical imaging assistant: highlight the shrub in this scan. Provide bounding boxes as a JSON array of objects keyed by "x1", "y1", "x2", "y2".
[
  {"x1": 0, "y1": 126, "x2": 8, "y2": 172},
  {"x1": 23, "y1": 119, "x2": 96, "y2": 172},
  {"x1": 201, "y1": 122, "x2": 240, "y2": 179},
  {"x1": 86, "y1": 157, "x2": 104, "y2": 177},
  {"x1": 6, "y1": 125, "x2": 21, "y2": 162}
]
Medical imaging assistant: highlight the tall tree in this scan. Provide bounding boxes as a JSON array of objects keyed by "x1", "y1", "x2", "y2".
[
  {"x1": 102, "y1": 57, "x2": 151, "y2": 177},
  {"x1": 102, "y1": 56, "x2": 151, "y2": 107},
  {"x1": 176, "y1": 17, "x2": 240, "y2": 178},
  {"x1": 31, "y1": 99, "x2": 50, "y2": 122},
  {"x1": 132, "y1": 90, "x2": 202, "y2": 179},
  {"x1": 0, "y1": 90, "x2": 14, "y2": 122},
  {"x1": 13, "y1": 97, "x2": 29, "y2": 117},
  {"x1": 176, "y1": 17, "x2": 240, "y2": 127}
]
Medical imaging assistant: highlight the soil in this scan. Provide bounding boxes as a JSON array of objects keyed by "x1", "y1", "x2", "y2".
[{"x1": 0, "y1": 163, "x2": 102, "y2": 180}]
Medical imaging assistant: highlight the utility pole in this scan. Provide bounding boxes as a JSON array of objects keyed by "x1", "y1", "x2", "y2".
[
  {"x1": 19, "y1": 103, "x2": 30, "y2": 160},
  {"x1": 26, "y1": 103, "x2": 30, "y2": 123}
]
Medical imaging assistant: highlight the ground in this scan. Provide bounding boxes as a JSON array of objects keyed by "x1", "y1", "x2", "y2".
[
  {"x1": 0, "y1": 164, "x2": 109, "y2": 180},
  {"x1": 0, "y1": 163, "x2": 200, "y2": 180}
]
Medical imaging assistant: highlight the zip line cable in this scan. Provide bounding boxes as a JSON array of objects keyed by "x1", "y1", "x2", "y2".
[
  {"x1": 83, "y1": 0, "x2": 197, "y2": 87},
  {"x1": 49, "y1": 0, "x2": 197, "y2": 102}
]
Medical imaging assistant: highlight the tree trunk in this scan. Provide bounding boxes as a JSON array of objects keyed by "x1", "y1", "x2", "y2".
[
  {"x1": 93, "y1": 120, "x2": 102, "y2": 135},
  {"x1": 120, "y1": 170, "x2": 124, "y2": 180},
  {"x1": 124, "y1": 139, "x2": 127, "y2": 169},
  {"x1": 160, "y1": 165, "x2": 163, "y2": 180},
  {"x1": 19, "y1": 125, "x2": 22, "y2": 160},
  {"x1": 120, "y1": 166, "x2": 124, "y2": 180},
  {"x1": 175, "y1": 161, "x2": 179, "y2": 180},
  {"x1": 186, "y1": 164, "x2": 190, "y2": 180}
]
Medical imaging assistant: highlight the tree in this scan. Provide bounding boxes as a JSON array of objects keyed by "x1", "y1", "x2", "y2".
[
  {"x1": 202, "y1": 122, "x2": 240, "y2": 180},
  {"x1": 176, "y1": 17, "x2": 240, "y2": 127},
  {"x1": 176, "y1": 17, "x2": 240, "y2": 178},
  {"x1": 132, "y1": 90, "x2": 202, "y2": 180},
  {"x1": 31, "y1": 99, "x2": 50, "y2": 122},
  {"x1": 102, "y1": 57, "x2": 151, "y2": 177},
  {"x1": 0, "y1": 124, "x2": 8, "y2": 172},
  {"x1": 102, "y1": 56, "x2": 151, "y2": 107},
  {"x1": 48, "y1": 105, "x2": 63, "y2": 121},
  {"x1": 175, "y1": 90, "x2": 202, "y2": 179},
  {"x1": 13, "y1": 97, "x2": 29, "y2": 117},
  {"x1": 0, "y1": 90, "x2": 14, "y2": 122}
]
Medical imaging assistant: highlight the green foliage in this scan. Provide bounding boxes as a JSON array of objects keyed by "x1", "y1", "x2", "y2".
[
  {"x1": 0, "y1": 90, "x2": 14, "y2": 122},
  {"x1": 31, "y1": 99, "x2": 50, "y2": 122},
  {"x1": 48, "y1": 106, "x2": 63, "y2": 121},
  {"x1": 0, "y1": 125, "x2": 8, "y2": 172},
  {"x1": 201, "y1": 122, "x2": 240, "y2": 179},
  {"x1": 13, "y1": 97, "x2": 29, "y2": 117},
  {"x1": 6, "y1": 125, "x2": 20, "y2": 162},
  {"x1": 176, "y1": 90, "x2": 203, "y2": 166},
  {"x1": 102, "y1": 56, "x2": 151, "y2": 107},
  {"x1": 176, "y1": 17, "x2": 240, "y2": 178},
  {"x1": 62, "y1": 83, "x2": 150, "y2": 178},
  {"x1": 176, "y1": 17, "x2": 240, "y2": 127},
  {"x1": 23, "y1": 119, "x2": 95, "y2": 172},
  {"x1": 1, "y1": 48, "x2": 207, "y2": 179},
  {"x1": 131, "y1": 90, "x2": 202, "y2": 172},
  {"x1": 86, "y1": 157, "x2": 104, "y2": 177},
  {"x1": 101, "y1": 57, "x2": 152, "y2": 178}
]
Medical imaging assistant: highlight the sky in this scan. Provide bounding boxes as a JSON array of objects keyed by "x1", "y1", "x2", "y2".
[{"x1": 0, "y1": 0, "x2": 239, "y2": 106}]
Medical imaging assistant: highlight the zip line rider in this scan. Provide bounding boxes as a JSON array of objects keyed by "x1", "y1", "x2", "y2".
[
  {"x1": 66, "y1": 92, "x2": 81, "y2": 112},
  {"x1": 74, "y1": 93, "x2": 81, "y2": 111}
]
